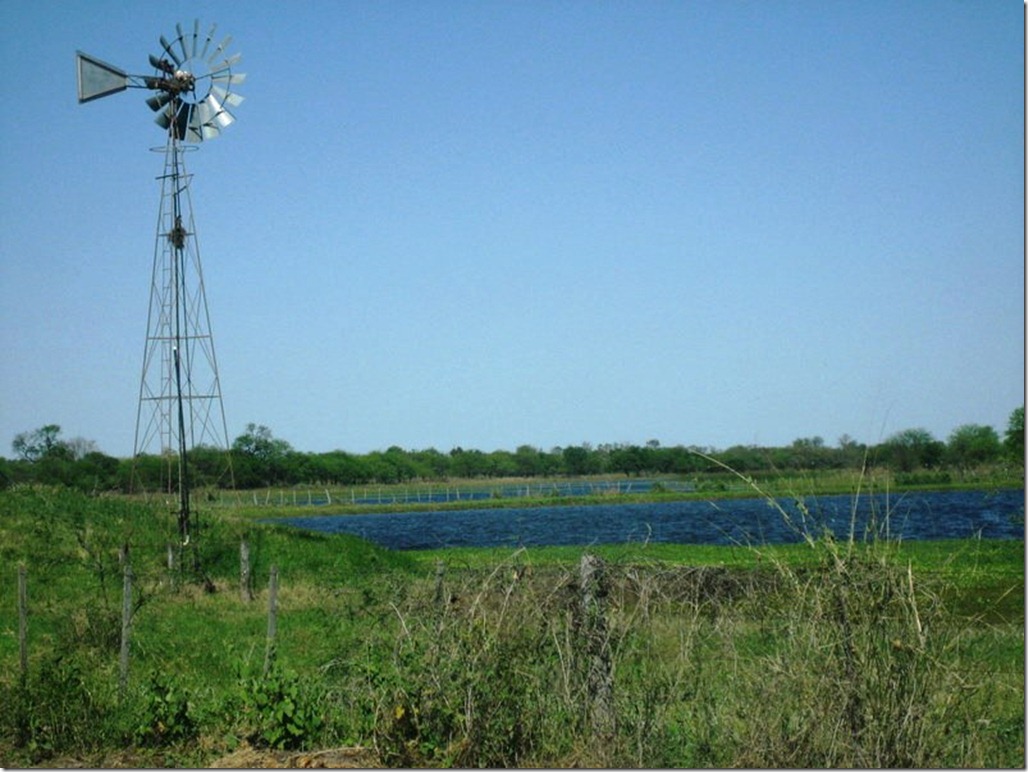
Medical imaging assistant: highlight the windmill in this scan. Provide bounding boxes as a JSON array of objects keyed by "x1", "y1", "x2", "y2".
[{"x1": 76, "y1": 21, "x2": 244, "y2": 556}]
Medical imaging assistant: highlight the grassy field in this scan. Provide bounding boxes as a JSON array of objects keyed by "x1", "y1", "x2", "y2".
[{"x1": 0, "y1": 483, "x2": 1023, "y2": 767}]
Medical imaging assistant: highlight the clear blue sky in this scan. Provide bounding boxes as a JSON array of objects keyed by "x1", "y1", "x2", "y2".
[{"x1": 1, "y1": 0, "x2": 1023, "y2": 458}]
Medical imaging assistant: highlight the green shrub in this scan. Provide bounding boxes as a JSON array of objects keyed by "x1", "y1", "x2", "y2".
[
  {"x1": 241, "y1": 665, "x2": 325, "y2": 750},
  {"x1": 368, "y1": 563, "x2": 576, "y2": 767},
  {"x1": 134, "y1": 671, "x2": 197, "y2": 747},
  {"x1": 0, "y1": 650, "x2": 121, "y2": 763}
]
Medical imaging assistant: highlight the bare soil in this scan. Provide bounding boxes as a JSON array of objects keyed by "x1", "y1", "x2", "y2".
[
  {"x1": 209, "y1": 744, "x2": 380, "y2": 768},
  {"x1": 24, "y1": 745, "x2": 380, "y2": 769}
]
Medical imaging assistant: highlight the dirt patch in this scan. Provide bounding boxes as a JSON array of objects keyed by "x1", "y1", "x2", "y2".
[
  {"x1": 21, "y1": 745, "x2": 380, "y2": 769},
  {"x1": 209, "y1": 745, "x2": 380, "y2": 768}
]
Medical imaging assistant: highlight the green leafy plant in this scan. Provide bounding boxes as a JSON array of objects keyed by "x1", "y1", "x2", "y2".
[
  {"x1": 243, "y1": 665, "x2": 324, "y2": 750},
  {"x1": 134, "y1": 671, "x2": 197, "y2": 747}
]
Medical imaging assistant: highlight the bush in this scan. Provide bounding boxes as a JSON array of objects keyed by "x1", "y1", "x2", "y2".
[
  {"x1": 726, "y1": 544, "x2": 952, "y2": 767},
  {"x1": 0, "y1": 650, "x2": 122, "y2": 762},
  {"x1": 367, "y1": 561, "x2": 577, "y2": 767},
  {"x1": 240, "y1": 664, "x2": 325, "y2": 751},
  {"x1": 134, "y1": 671, "x2": 197, "y2": 747}
]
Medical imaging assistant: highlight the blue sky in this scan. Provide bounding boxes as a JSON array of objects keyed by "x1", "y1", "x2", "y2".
[{"x1": 0, "y1": 0, "x2": 1023, "y2": 458}]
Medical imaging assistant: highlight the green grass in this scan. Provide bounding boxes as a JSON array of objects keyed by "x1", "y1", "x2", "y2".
[{"x1": 0, "y1": 484, "x2": 1023, "y2": 767}]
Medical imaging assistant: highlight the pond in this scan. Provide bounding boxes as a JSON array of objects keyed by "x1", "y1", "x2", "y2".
[{"x1": 269, "y1": 488, "x2": 1025, "y2": 551}]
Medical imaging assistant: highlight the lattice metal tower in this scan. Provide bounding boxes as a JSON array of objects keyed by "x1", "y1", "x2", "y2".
[{"x1": 76, "y1": 21, "x2": 244, "y2": 545}]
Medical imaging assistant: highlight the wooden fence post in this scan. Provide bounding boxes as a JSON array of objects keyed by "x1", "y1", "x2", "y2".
[
  {"x1": 240, "y1": 539, "x2": 254, "y2": 602},
  {"x1": 264, "y1": 566, "x2": 279, "y2": 675},
  {"x1": 119, "y1": 560, "x2": 133, "y2": 694},
  {"x1": 18, "y1": 564, "x2": 28, "y2": 686},
  {"x1": 579, "y1": 554, "x2": 615, "y2": 738}
]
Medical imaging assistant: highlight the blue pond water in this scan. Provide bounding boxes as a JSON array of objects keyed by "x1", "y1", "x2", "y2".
[{"x1": 271, "y1": 489, "x2": 1024, "y2": 551}]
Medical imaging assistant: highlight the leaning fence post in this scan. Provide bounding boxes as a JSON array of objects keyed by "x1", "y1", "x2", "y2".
[
  {"x1": 240, "y1": 539, "x2": 254, "y2": 602},
  {"x1": 18, "y1": 564, "x2": 28, "y2": 686},
  {"x1": 579, "y1": 553, "x2": 615, "y2": 738},
  {"x1": 264, "y1": 565, "x2": 279, "y2": 675},
  {"x1": 119, "y1": 560, "x2": 133, "y2": 695}
]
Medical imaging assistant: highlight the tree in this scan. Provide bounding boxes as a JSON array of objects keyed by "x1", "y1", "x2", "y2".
[
  {"x1": 878, "y1": 428, "x2": 944, "y2": 472},
  {"x1": 12, "y1": 424, "x2": 68, "y2": 462},
  {"x1": 233, "y1": 423, "x2": 292, "y2": 460},
  {"x1": 485, "y1": 449, "x2": 518, "y2": 477},
  {"x1": 1004, "y1": 406, "x2": 1024, "y2": 463},
  {"x1": 232, "y1": 423, "x2": 294, "y2": 487},
  {"x1": 717, "y1": 445, "x2": 767, "y2": 473},
  {"x1": 449, "y1": 447, "x2": 489, "y2": 478},
  {"x1": 513, "y1": 445, "x2": 545, "y2": 477},
  {"x1": 64, "y1": 436, "x2": 99, "y2": 460},
  {"x1": 787, "y1": 436, "x2": 833, "y2": 470},
  {"x1": 69, "y1": 451, "x2": 120, "y2": 492},
  {"x1": 561, "y1": 445, "x2": 591, "y2": 476},
  {"x1": 609, "y1": 445, "x2": 645, "y2": 476},
  {"x1": 837, "y1": 434, "x2": 868, "y2": 468},
  {"x1": 947, "y1": 424, "x2": 1001, "y2": 470}
]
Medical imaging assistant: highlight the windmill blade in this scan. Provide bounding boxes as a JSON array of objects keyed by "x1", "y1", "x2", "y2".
[
  {"x1": 211, "y1": 85, "x2": 244, "y2": 107},
  {"x1": 212, "y1": 107, "x2": 235, "y2": 130},
  {"x1": 208, "y1": 52, "x2": 242, "y2": 76},
  {"x1": 154, "y1": 105, "x2": 172, "y2": 130},
  {"x1": 198, "y1": 22, "x2": 218, "y2": 60},
  {"x1": 173, "y1": 102, "x2": 193, "y2": 140},
  {"x1": 194, "y1": 95, "x2": 235, "y2": 131},
  {"x1": 185, "y1": 109, "x2": 205, "y2": 143},
  {"x1": 195, "y1": 98, "x2": 217, "y2": 130},
  {"x1": 148, "y1": 53, "x2": 173, "y2": 72},
  {"x1": 156, "y1": 101, "x2": 185, "y2": 137},
  {"x1": 189, "y1": 19, "x2": 200, "y2": 59},
  {"x1": 199, "y1": 94, "x2": 233, "y2": 129},
  {"x1": 146, "y1": 91, "x2": 173, "y2": 112},
  {"x1": 159, "y1": 35, "x2": 182, "y2": 66},
  {"x1": 207, "y1": 35, "x2": 233, "y2": 65},
  {"x1": 175, "y1": 23, "x2": 190, "y2": 62},
  {"x1": 212, "y1": 71, "x2": 246, "y2": 88}
]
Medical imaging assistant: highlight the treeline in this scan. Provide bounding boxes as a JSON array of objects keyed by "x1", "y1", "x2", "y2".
[{"x1": 2, "y1": 409, "x2": 1024, "y2": 493}]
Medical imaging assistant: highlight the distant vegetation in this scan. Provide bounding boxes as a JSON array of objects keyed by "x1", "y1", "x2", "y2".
[{"x1": 1, "y1": 407, "x2": 1023, "y2": 494}]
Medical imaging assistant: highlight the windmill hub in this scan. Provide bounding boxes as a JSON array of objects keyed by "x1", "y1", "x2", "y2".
[
  {"x1": 173, "y1": 69, "x2": 196, "y2": 92},
  {"x1": 145, "y1": 69, "x2": 196, "y2": 99}
]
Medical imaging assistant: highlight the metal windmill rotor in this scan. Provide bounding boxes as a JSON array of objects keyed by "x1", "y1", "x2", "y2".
[
  {"x1": 77, "y1": 20, "x2": 245, "y2": 140},
  {"x1": 76, "y1": 21, "x2": 244, "y2": 560}
]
